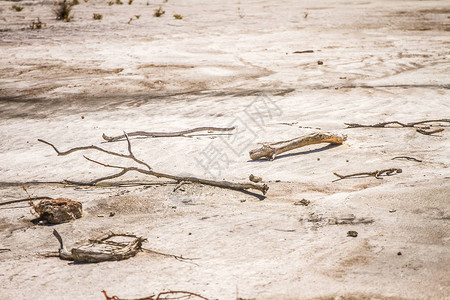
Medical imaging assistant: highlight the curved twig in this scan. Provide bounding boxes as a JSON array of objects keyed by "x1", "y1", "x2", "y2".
[
  {"x1": 345, "y1": 119, "x2": 450, "y2": 128},
  {"x1": 392, "y1": 156, "x2": 422, "y2": 162},
  {"x1": 102, "y1": 126, "x2": 235, "y2": 142},
  {"x1": 333, "y1": 168, "x2": 402, "y2": 180}
]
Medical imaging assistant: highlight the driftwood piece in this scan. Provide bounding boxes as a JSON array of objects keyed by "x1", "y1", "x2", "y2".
[
  {"x1": 249, "y1": 132, "x2": 347, "y2": 161},
  {"x1": 392, "y1": 156, "x2": 422, "y2": 162},
  {"x1": 102, "y1": 126, "x2": 235, "y2": 142},
  {"x1": 38, "y1": 134, "x2": 268, "y2": 195},
  {"x1": 345, "y1": 119, "x2": 450, "y2": 128},
  {"x1": 53, "y1": 230, "x2": 144, "y2": 263},
  {"x1": 30, "y1": 198, "x2": 82, "y2": 224},
  {"x1": 333, "y1": 168, "x2": 402, "y2": 180},
  {"x1": 51, "y1": 230, "x2": 195, "y2": 264}
]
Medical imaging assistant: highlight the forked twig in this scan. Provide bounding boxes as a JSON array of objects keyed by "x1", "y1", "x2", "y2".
[
  {"x1": 38, "y1": 134, "x2": 268, "y2": 195},
  {"x1": 333, "y1": 168, "x2": 402, "y2": 180},
  {"x1": 102, "y1": 126, "x2": 235, "y2": 142},
  {"x1": 38, "y1": 132, "x2": 151, "y2": 170}
]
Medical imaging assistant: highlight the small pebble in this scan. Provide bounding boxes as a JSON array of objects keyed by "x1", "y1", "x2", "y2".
[
  {"x1": 347, "y1": 230, "x2": 358, "y2": 237},
  {"x1": 317, "y1": 60, "x2": 324, "y2": 65}
]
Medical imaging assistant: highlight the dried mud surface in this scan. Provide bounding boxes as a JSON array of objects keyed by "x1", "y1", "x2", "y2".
[{"x1": 0, "y1": 0, "x2": 449, "y2": 299}]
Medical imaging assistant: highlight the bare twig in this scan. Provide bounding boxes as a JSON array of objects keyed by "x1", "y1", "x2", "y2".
[
  {"x1": 0, "y1": 196, "x2": 53, "y2": 207},
  {"x1": 0, "y1": 248, "x2": 11, "y2": 253},
  {"x1": 333, "y1": 168, "x2": 402, "y2": 180},
  {"x1": 249, "y1": 132, "x2": 346, "y2": 161},
  {"x1": 102, "y1": 126, "x2": 235, "y2": 142},
  {"x1": 345, "y1": 119, "x2": 450, "y2": 128},
  {"x1": 39, "y1": 137, "x2": 268, "y2": 195},
  {"x1": 101, "y1": 289, "x2": 209, "y2": 300},
  {"x1": 293, "y1": 50, "x2": 314, "y2": 54},
  {"x1": 416, "y1": 128, "x2": 444, "y2": 135},
  {"x1": 156, "y1": 291, "x2": 209, "y2": 300},
  {"x1": 392, "y1": 156, "x2": 422, "y2": 162}
]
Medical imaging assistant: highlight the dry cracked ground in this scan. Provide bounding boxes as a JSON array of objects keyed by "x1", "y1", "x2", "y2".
[{"x1": 0, "y1": 0, "x2": 449, "y2": 299}]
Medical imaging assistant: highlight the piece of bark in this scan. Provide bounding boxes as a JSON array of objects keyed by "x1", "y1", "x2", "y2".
[
  {"x1": 249, "y1": 132, "x2": 346, "y2": 161},
  {"x1": 31, "y1": 198, "x2": 82, "y2": 224}
]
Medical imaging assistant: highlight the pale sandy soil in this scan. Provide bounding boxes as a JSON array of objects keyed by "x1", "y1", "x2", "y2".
[{"x1": 0, "y1": 0, "x2": 449, "y2": 299}]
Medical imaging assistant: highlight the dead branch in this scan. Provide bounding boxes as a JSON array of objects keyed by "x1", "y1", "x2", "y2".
[
  {"x1": 392, "y1": 156, "x2": 422, "y2": 162},
  {"x1": 249, "y1": 132, "x2": 346, "y2": 161},
  {"x1": 38, "y1": 133, "x2": 151, "y2": 170},
  {"x1": 156, "y1": 291, "x2": 209, "y2": 300},
  {"x1": 102, "y1": 290, "x2": 209, "y2": 300},
  {"x1": 345, "y1": 119, "x2": 450, "y2": 128},
  {"x1": 333, "y1": 168, "x2": 402, "y2": 179},
  {"x1": 0, "y1": 248, "x2": 11, "y2": 253},
  {"x1": 0, "y1": 196, "x2": 53, "y2": 207},
  {"x1": 102, "y1": 126, "x2": 235, "y2": 142},
  {"x1": 38, "y1": 135, "x2": 268, "y2": 195},
  {"x1": 416, "y1": 128, "x2": 444, "y2": 135}
]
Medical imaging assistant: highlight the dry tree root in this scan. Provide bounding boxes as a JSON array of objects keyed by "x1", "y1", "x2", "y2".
[
  {"x1": 102, "y1": 126, "x2": 235, "y2": 142},
  {"x1": 50, "y1": 230, "x2": 195, "y2": 263},
  {"x1": 52, "y1": 230, "x2": 145, "y2": 263},
  {"x1": 392, "y1": 156, "x2": 422, "y2": 162},
  {"x1": 345, "y1": 119, "x2": 450, "y2": 128},
  {"x1": 333, "y1": 168, "x2": 402, "y2": 180},
  {"x1": 102, "y1": 290, "x2": 209, "y2": 300},
  {"x1": 38, "y1": 133, "x2": 268, "y2": 195},
  {"x1": 249, "y1": 132, "x2": 346, "y2": 161}
]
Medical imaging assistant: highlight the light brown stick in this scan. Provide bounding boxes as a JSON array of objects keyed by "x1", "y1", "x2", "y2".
[
  {"x1": 102, "y1": 126, "x2": 235, "y2": 142},
  {"x1": 333, "y1": 168, "x2": 402, "y2": 180},
  {"x1": 39, "y1": 134, "x2": 268, "y2": 195},
  {"x1": 249, "y1": 132, "x2": 346, "y2": 161}
]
